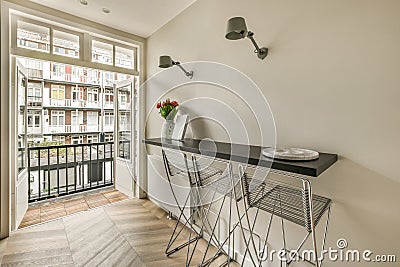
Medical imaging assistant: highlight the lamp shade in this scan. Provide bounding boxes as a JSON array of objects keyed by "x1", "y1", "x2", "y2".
[
  {"x1": 225, "y1": 17, "x2": 248, "y2": 40},
  {"x1": 159, "y1": 55, "x2": 173, "y2": 68}
]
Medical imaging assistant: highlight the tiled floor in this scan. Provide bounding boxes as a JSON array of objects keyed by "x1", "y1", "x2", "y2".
[
  {"x1": 1, "y1": 198, "x2": 236, "y2": 266},
  {"x1": 19, "y1": 189, "x2": 128, "y2": 229}
]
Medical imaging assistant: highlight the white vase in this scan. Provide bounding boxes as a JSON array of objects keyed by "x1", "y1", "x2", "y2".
[{"x1": 162, "y1": 120, "x2": 175, "y2": 139}]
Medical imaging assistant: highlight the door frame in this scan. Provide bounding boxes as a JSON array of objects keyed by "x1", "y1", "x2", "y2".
[{"x1": 0, "y1": 0, "x2": 11, "y2": 238}]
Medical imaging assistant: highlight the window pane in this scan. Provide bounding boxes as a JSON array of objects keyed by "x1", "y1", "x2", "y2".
[
  {"x1": 53, "y1": 30, "x2": 80, "y2": 58},
  {"x1": 17, "y1": 21, "x2": 50, "y2": 53},
  {"x1": 35, "y1": 116, "x2": 40, "y2": 126},
  {"x1": 115, "y1": 46, "x2": 134, "y2": 69},
  {"x1": 92, "y1": 40, "x2": 113, "y2": 65}
]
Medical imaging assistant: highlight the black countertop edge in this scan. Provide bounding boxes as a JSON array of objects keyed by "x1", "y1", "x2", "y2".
[{"x1": 143, "y1": 138, "x2": 338, "y2": 177}]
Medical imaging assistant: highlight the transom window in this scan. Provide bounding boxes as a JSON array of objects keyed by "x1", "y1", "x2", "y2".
[
  {"x1": 92, "y1": 40, "x2": 113, "y2": 65},
  {"x1": 17, "y1": 20, "x2": 50, "y2": 53},
  {"x1": 53, "y1": 30, "x2": 79, "y2": 58}
]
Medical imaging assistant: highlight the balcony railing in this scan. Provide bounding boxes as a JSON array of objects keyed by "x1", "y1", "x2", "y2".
[
  {"x1": 27, "y1": 96, "x2": 42, "y2": 107},
  {"x1": 43, "y1": 98, "x2": 100, "y2": 109},
  {"x1": 28, "y1": 142, "x2": 114, "y2": 202},
  {"x1": 45, "y1": 125, "x2": 99, "y2": 134},
  {"x1": 103, "y1": 102, "x2": 114, "y2": 110},
  {"x1": 27, "y1": 126, "x2": 42, "y2": 134},
  {"x1": 103, "y1": 125, "x2": 114, "y2": 132},
  {"x1": 50, "y1": 72, "x2": 100, "y2": 85}
]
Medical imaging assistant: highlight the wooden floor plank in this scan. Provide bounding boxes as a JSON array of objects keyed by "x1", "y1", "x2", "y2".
[{"x1": 2, "y1": 198, "x2": 240, "y2": 266}]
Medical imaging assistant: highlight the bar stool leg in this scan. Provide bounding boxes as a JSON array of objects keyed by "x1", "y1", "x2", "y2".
[{"x1": 303, "y1": 179, "x2": 319, "y2": 267}]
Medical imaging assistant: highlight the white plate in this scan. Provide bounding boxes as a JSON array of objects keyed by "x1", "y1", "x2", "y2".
[{"x1": 262, "y1": 147, "x2": 319, "y2": 161}]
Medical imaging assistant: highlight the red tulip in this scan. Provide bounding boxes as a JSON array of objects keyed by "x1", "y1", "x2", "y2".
[
  {"x1": 171, "y1": 101, "x2": 179, "y2": 107},
  {"x1": 156, "y1": 103, "x2": 161, "y2": 108}
]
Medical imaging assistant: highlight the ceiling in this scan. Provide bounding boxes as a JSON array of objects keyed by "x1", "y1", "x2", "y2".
[{"x1": 30, "y1": 0, "x2": 197, "y2": 38}]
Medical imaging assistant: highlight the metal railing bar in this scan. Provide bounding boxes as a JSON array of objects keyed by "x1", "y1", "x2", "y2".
[
  {"x1": 89, "y1": 145, "x2": 92, "y2": 188},
  {"x1": 47, "y1": 148, "x2": 50, "y2": 197},
  {"x1": 57, "y1": 147, "x2": 60, "y2": 196},
  {"x1": 66, "y1": 146, "x2": 68, "y2": 194},
  {"x1": 38, "y1": 148, "x2": 41, "y2": 199},
  {"x1": 74, "y1": 146, "x2": 77, "y2": 192},
  {"x1": 97, "y1": 143, "x2": 100, "y2": 186},
  {"x1": 28, "y1": 149, "x2": 31, "y2": 200}
]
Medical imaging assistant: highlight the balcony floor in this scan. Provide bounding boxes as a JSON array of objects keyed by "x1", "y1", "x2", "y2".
[
  {"x1": 19, "y1": 188, "x2": 128, "y2": 229},
  {"x1": 0, "y1": 198, "x2": 236, "y2": 266}
]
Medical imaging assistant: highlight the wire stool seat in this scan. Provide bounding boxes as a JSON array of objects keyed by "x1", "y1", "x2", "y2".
[{"x1": 236, "y1": 165, "x2": 332, "y2": 267}]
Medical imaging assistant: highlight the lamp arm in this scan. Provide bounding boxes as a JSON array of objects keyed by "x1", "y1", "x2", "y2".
[
  {"x1": 247, "y1": 31, "x2": 261, "y2": 53},
  {"x1": 246, "y1": 31, "x2": 268, "y2": 60},
  {"x1": 173, "y1": 62, "x2": 194, "y2": 79}
]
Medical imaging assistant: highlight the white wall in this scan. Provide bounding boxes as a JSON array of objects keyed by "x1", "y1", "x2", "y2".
[{"x1": 146, "y1": 0, "x2": 400, "y2": 266}]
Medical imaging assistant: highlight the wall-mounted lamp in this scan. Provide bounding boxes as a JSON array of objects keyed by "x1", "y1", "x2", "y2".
[
  {"x1": 159, "y1": 55, "x2": 193, "y2": 79},
  {"x1": 225, "y1": 17, "x2": 268, "y2": 60}
]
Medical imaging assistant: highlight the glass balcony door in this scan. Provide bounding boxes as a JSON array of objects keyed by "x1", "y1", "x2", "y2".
[
  {"x1": 114, "y1": 78, "x2": 137, "y2": 198},
  {"x1": 13, "y1": 59, "x2": 29, "y2": 230}
]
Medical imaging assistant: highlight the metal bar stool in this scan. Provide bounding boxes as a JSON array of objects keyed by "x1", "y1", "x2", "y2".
[
  {"x1": 162, "y1": 149, "x2": 223, "y2": 265},
  {"x1": 235, "y1": 165, "x2": 332, "y2": 267},
  {"x1": 190, "y1": 155, "x2": 243, "y2": 267}
]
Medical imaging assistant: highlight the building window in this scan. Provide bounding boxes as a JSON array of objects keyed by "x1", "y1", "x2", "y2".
[
  {"x1": 17, "y1": 20, "x2": 50, "y2": 53},
  {"x1": 115, "y1": 73, "x2": 132, "y2": 83},
  {"x1": 51, "y1": 84, "x2": 65, "y2": 99},
  {"x1": 87, "y1": 88, "x2": 98, "y2": 103},
  {"x1": 51, "y1": 63, "x2": 66, "y2": 80},
  {"x1": 119, "y1": 92, "x2": 127, "y2": 106},
  {"x1": 104, "y1": 112, "x2": 114, "y2": 125},
  {"x1": 92, "y1": 40, "x2": 113, "y2": 65},
  {"x1": 28, "y1": 83, "x2": 41, "y2": 98},
  {"x1": 51, "y1": 110, "x2": 65, "y2": 125},
  {"x1": 53, "y1": 30, "x2": 80, "y2": 58},
  {"x1": 103, "y1": 72, "x2": 115, "y2": 87},
  {"x1": 71, "y1": 111, "x2": 83, "y2": 125},
  {"x1": 24, "y1": 58, "x2": 43, "y2": 78},
  {"x1": 72, "y1": 87, "x2": 84, "y2": 101},
  {"x1": 105, "y1": 133, "x2": 113, "y2": 142},
  {"x1": 87, "y1": 134, "x2": 98, "y2": 143},
  {"x1": 87, "y1": 112, "x2": 98, "y2": 125},
  {"x1": 52, "y1": 135, "x2": 65, "y2": 144},
  {"x1": 104, "y1": 89, "x2": 113, "y2": 106},
  {"x1": 27, "y1": 111, "x2": 41, "y2": 128},
  {"x1": 115, "y1": 46, "x2": 134, "y2": 69},
  {"x1": 71, "y1": 135, "x2": 83, "y2": 144},
  {"x1": 28, "y1": 83, "x2": 42, "y2": 106}
]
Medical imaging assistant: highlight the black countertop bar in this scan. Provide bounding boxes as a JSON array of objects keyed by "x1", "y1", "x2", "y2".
[{"x1": 144, "y1": 138, "x2": 338, "y2": 177}]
